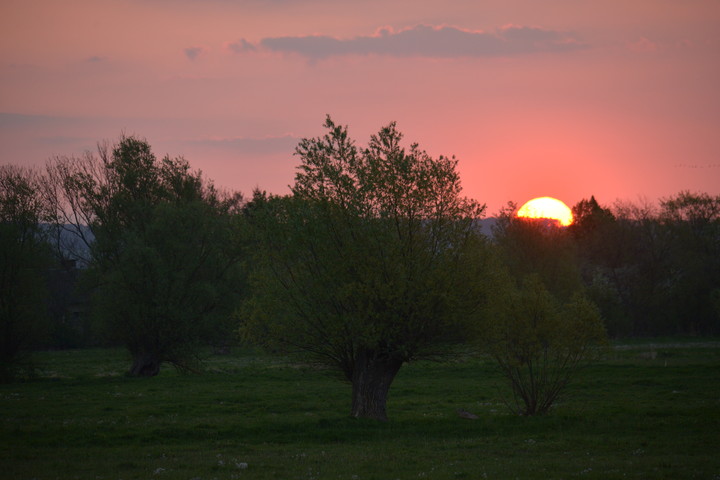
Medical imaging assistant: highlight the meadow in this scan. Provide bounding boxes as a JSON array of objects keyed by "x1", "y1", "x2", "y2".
[{"x1": 1, "y1": 340, "x2": 719, "y2": 480}]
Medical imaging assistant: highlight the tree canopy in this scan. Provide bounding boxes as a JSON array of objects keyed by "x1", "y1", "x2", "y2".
[
  {"x1": 243, "y1": 117, "x2": 494, "y2": 420},
  {"x1": 45, "y1": 136, "x2": 246, "y2": 376}
]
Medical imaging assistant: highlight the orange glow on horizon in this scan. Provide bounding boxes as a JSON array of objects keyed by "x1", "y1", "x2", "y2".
[{"x1": 516, "y1": 197, "x2": 574, "y2": 226}]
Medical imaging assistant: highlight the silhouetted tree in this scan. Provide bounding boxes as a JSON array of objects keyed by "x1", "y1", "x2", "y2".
[
  {"x1": 608, "y1": 200, "x2": 676, "y2": 335},
  {"x1": 45, "y1": 136, "x2": 245, "y2": 376},
  {"x1": 569, "y1": 197, "x2": 631, "y2": 336},
  {"x1": 0, "y1": 166, "x2": 52, "y2": 381},
  {"x1": 492, "y1": 202, "x2": 582, "y2": 301},
  {"x1": 570, "y1": 193, "x2": 720, "y2": 337},
  {"x1": 660, "y1": 191, "x2": 720, "y2": 334},
  {"x1": 243, "y1": 117, "x2": 493, "y2": 420},
  {"x1": 570, "y1": 196, "x2": 615, "y2": 253}
]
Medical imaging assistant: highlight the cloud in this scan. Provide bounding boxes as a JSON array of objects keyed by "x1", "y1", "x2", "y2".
[
  {"x1": 227, "y1": 38, "x2": 256, "y2": 53},
  {"x1": 237, "y1": 24, "x2": 586, "y2": 59},
  {"x1": 86, "y1": 55, "x2": 106, "y2": 63},
  {"x1": 188, "y1": 135, "x2": 300, "y2": 155},
  {"x1": 627, "y1": 37, "x2": 658, "y2": 53},
  {"x1": 0, "y1": 112, "x2": 90, "y2": 130},
  {"x1": 184, "y1": 46, "x2": 205, "y2": 60}
]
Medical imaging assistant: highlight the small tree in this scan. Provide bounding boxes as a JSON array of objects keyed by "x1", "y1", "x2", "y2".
[
  {"x1": 45, "y1": 136, "x2": 245, "y2": 376},
  {"x1": 0, "y1": 166, "x2": 53, "y2": 382},
  {"x1": 484, "y1": 275, "x2": 606, "y2": 415},
  {"x1": 243, "y1": 117, "x2": 491, "y2": 420}
]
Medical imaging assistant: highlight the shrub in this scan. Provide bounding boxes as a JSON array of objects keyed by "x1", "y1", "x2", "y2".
[{"x1": 483, "y1": 276, "x2": 607, "y2": 415}]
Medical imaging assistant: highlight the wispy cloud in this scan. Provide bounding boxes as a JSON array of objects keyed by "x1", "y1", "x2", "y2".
[
  {"x1": 187, "y1": 135, "x2": 299, "y2": 155},
  {"x1": 233, "y1": 24, "x2": 586, "y2": 60},
  {"x1": 627, "y1": 37, "x2": 658, "y2": 53},
  {"x1": 184, "y1": 46, "x2": 205, "y2": 60},
  {"x1": 227, "y1": 39, "x2": 256, "y2": 53}
]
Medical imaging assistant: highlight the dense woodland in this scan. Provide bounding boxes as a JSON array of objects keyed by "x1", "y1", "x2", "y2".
[{"x1": 2, "y1": 125, "x2": 719, "y2": 404}]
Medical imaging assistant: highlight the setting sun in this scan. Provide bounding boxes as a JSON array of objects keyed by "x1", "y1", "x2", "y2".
[{"x1": 517, "y1": 197, "x2": 574, "y2": 226}]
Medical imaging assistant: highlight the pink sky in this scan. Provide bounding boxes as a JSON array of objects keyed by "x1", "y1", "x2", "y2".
[{"x1": 1, "y1": 0, "x2": 719, "y2": 214}]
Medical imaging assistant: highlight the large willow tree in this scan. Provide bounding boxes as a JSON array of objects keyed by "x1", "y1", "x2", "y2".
[
  {"x1": 244, "y1": 117, "x2": 494, "y2": 420},
  {"x1": 45, "y1": 136, "x2": 245, "y2": 376}
]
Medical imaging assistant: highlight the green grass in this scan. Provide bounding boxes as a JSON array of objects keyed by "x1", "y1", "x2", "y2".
[{"x1": 2, "y1": 342, "x2": 719, "y2": 479}]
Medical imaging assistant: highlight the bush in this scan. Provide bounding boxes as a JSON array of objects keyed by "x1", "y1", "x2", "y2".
[{"x1": 483, "y1": 276, "x2": 607, "y2": 415}]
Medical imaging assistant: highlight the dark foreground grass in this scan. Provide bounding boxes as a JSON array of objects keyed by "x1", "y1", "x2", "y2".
[{"x1": 1, "y1": 342, "x2": 719, "y2": 479}]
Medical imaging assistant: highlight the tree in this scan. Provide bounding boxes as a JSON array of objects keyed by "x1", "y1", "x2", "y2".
[
  {"x1": 568, "y1": 197, "x2": 630, "y2": 336},
  {"x1": 659, "y1": 191, "x2": 720, "y2": 334},
  {"x1": 574, "y1": 194, "x2": 720, "y2": 337},
  {"x1": 0, "y1": 165, "x2": 53, "y2": 382},
  {"x1": 483, "y1": 275, "x2": 606, "y2": 415},
  {"x1": 569, "y1": 196, "x2": 616, "y2": 256},
  {"x1": 45, "y1": 136, "x2": 245, "y2": 376},
  {"x1": 609, "y1": 199, "x2": 675, "y2": 335},
  {"x1": 661, "y1": 190, "x2": 720, "y2": 228},
  {"x1": 492, "y1": 202, "x2": 583, "y2": 301},
  {"x1": 243, "y1": 117, "x2": 491, "y2": 420}
]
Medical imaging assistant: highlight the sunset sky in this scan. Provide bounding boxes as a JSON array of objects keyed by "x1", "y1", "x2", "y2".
[{"x1": 1, "y1": 0, "x2": 719, "y2": 214}]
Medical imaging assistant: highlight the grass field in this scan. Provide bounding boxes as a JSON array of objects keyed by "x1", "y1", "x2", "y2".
[{"x1": 1, "y1": 341, "x2": 719, "y2": 479}]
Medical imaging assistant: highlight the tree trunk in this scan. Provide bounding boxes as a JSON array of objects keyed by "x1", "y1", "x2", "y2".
[
  {"x1": 350, "y1": 350, "x2": 403, "y2": 421},
  {"x1": 129, "y1": 351, "x2": 161, "y2": 377}
]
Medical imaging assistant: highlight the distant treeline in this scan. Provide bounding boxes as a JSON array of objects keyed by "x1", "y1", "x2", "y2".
[
  {"x1": 2, "y1": 132, "x2": 719, "y2": 383},
  {"x1": 43, "y1": 192, "x2": 718, "y2": 345},
  {"x1": 493, "y1": 193, "x2": 720, "y2": 337}
]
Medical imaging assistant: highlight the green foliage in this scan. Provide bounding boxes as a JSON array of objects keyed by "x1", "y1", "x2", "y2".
[
  {"x1": 94, "y1": 200, "x2": 244, "y2": 373},
  {"x1": 243, "y1": 117, "x2": 491, "y2": 419},
  {"x1": 0, "y1": 165, "x2": 53, "y2": 382},
  {"x1": 46, "y1": 136, "x2": 246, "y2": 375},
  {"x1": 483, "y1": 276, "x2": 607, "y2": 415}
]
